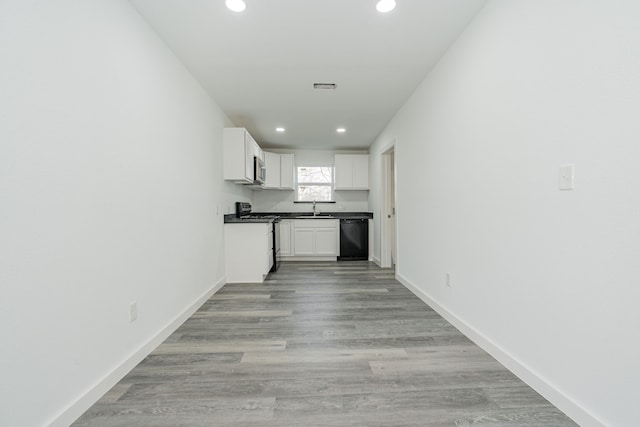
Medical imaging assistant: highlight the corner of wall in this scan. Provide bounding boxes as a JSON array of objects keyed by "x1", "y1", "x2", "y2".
[
  {"x1": 394, "y1": 272, "x2": 606, "y2": 427},
  {"x1": 48, "y1": 277, "x2": 226, "y2": 427}
]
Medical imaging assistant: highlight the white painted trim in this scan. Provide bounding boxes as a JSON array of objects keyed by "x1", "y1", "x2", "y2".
[
  {"x1": 368, "y1": 218, "x2": 373, "y2": 262},
  {"x1": 48, "y1": 277, "x2": 227, "y2": 427},
  {"x1": 280, "y1": 256, "x2": 338, "y2": 262},
  {"x1": 372, "y1": 255, "x2": 382, "y2": 267},
  {"x1": 395, "y1": 272, "x2": 605, "y2": 427},
  {"x1": 379, "y1": 140, "x2": 397, "y2": 269},
  {"x1": 380, "y1": 152, "x2": 391, "y2": 268}
]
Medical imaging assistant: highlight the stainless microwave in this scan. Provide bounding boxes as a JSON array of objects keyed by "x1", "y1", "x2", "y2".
[{"x1": 254, "y1": 156, "x2": 266, "y2": 185}]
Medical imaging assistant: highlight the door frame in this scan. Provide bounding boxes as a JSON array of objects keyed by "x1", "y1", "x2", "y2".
[{"x1": 380, "y1": 140, "x2": 397, "y2": 269}]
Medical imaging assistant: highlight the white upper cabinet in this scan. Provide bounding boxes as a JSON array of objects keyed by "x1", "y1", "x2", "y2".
[
  {"x1": 263, "y1": 151, "x2": 281, "y2": 189},
  {"x1": 253, "y1": 139, "x2": 264, "y2": 161},
  {"x1": 352, "y1": 155, "x2": 369, "y2": 189},
  {"x1": 223, "y1": 127, "x2": 255, "y2": 183},
  {"x1": 280, "y1": 154, "x2": 295, "y2": 190},
  {"x1": 334, "y1": 154, "x2": 369, "y2": 190},
  {"x1": 263, "y1": 152, "x2": 295, "y2": 190}
]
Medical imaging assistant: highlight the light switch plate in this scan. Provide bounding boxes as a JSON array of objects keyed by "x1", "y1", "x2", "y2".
[
  {"x1": 130, "y1": 301, "x2": 138, "y2": 323},
  {"x1": 559, "y1": 164, "x2": 575, "y2": 190}
]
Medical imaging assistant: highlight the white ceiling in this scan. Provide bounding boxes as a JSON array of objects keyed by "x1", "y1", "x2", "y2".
[{"x1": 130, "y1": 0, "x2": 485, "y2": 150}]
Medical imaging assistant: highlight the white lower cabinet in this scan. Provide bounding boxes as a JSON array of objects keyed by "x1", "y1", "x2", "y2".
[
  {"x1": 315, "y1": 228, "x2": 338, "y2": 255},
  {"x1": 292, "y1": 219, "x2": 339, "y2": 260},
  {"x1": 225, "y1": 223, "x2": 273, "y2": 283},
  {"x1": 267, "y1": 230, "x2": 274, "y2": 271},
  {"x1": 279, "y1": 220, "x2": 293, "y2": 256},
  {"x1": 293, "y1": 228, "x2": 315, "y2": 255}
]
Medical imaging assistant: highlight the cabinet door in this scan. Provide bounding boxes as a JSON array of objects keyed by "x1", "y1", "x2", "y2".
[
  {"x1": 352, "y1": 155, "x2": 369, "y2": 189},
  {"x1": 315, "y1": 228, "x2": 338, "y2": 255},
  {"x1": 334, "y1": 154, "x2": 353, "y2": 189},
  {"x1": 251, "y1": 138, "x2": 263, "y2": 160},
  {"x1": 280, "y1": 220, "x2": 292, "y2": 256},
  {"x1": 335, "y1": 154, "x2": 369, "y2": 190},
  {"x1": 293, "y1": 228, "x2": 315, "y2": 255},
  {"x1": 223, "y1": 128, "x2": 254, "y2": 183},
  {"x1": 266, "y1": 230, "x2": 274, "y2": 271},
  {"x1": 280, "y1": 154, "x2": 295, "y2": 190},
  {"x1": 224, "y1": 223, "x2": 271, "y2": 283},
  {"x1": 244, "y1": 132, "x2": 255, "y2": 182},
  {"x1": 264, "y1": 152, "x2": 281, "y2": 189}
]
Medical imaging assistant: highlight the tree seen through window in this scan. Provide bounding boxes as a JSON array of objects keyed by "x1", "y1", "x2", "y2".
[{"x1": 297, "y1": 167, "x2": 333, "y2": 201}]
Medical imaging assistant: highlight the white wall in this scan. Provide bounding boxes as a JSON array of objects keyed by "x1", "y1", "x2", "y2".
[
  {"x1": 252, "y1": 149, "x2": 369, "y2": 213},
  {"x1": 0, "y1": 1, "x2": 248, "y2": 425},
  {"x1": 369, "y1": 1, "x2": 640, "y2": 426}
]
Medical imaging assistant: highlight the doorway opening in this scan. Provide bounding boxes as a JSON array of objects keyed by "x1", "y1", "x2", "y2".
[{"x1": 380, "y1": 141, "x2": 397, "y2": 270}]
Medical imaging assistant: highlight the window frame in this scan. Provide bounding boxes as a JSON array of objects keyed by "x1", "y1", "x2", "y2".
[{"x1": 295, "y1": 166, "x2": 335, "y2": 202}]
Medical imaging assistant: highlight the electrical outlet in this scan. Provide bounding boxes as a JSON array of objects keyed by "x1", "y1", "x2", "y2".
[
  {"x1": 559, "y1": 164, "x2": 575, "y2": 190},
  {"x1": 130, "y1": 301, "x2": 138, "y2": 323},
  {"x1": 446, "y1": 273, "x2": 452, "y2": 288}
]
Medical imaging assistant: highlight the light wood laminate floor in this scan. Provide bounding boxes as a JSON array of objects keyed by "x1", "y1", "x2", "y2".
[{"x1": 74, "y1": 262, "x2": 577, "y2": 426}]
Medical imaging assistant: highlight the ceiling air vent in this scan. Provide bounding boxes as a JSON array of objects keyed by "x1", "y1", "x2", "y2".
[{"x1": 313, "y1": 83, "x2": 337, "y2": 90}]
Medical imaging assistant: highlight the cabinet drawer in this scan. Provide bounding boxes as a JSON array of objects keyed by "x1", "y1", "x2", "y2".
[{"x1": 293, "y1": 219, "x2": 338, "y2": 228}]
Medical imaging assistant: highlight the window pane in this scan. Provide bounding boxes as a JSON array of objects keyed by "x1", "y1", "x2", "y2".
[
  {"x1": 298, "y1": 167, "x2": 332, "y2": 183},
  {"x1": 298, "y1": 185, "x2": 332, "y2": 201}
]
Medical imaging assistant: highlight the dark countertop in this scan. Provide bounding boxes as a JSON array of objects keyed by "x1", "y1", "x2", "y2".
[
  {"x1": 223, "y1": 215, "x2": 275, "y2": 224},
  {"x1": 273, "y1": 212, "x2": 373, "y2": 220},
  {"x1": 224, "y1": 212, "x2": 373, "y2": 223}
]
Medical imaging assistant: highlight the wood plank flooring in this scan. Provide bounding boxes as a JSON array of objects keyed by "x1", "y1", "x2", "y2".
[{"x1": 73, "y1": 262, "x2": 577, "y2": 426}]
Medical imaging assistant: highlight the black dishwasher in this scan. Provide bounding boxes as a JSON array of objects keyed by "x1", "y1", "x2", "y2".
[{"x1": 338, "y1": 219, "x2": 368, "y2": 261}]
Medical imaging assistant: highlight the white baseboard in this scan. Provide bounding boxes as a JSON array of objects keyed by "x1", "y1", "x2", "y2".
[
  {"x1": 395, "y1": 272, "x2": 605, "y2": 427},
  {"x1": 48, "y1": 277, "x2": 226, "y2": 427},
  {"x1": 280, "y1": 256, "x2": 337, "y2": 262},
  {"x1": 372, "y1": 255, "x2": 381, "y2": 266}
]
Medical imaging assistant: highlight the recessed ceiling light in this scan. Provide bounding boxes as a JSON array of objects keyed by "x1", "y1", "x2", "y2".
[
  {"x1": 276, "y1": 127, "x2": 285, "y2": 132},
  {"x1": 337, "y1": 128, "x2": 346, "y2": 133},
  {"x1": 376, "y1": 0, "x2": 396, "y2": 13},
  {"x1": 225, "y1": 0, "x2": 246, "y2": 12}
]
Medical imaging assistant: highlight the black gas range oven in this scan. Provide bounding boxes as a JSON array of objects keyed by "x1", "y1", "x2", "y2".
[{"x1": 235, "y1": 202, "x2": 281, "y2": 272}]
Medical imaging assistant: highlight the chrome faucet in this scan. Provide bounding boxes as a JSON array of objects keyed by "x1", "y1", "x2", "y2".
[{"x1": 312, "y1": 200, "x2": 318, "y2": 216}]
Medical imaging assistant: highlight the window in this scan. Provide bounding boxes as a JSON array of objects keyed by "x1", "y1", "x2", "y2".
[{"x1": 297, "y1": 166, "x2": 333, "y2": 201}]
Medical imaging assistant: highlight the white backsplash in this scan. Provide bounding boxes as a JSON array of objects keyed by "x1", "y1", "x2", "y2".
[{"x1": 252, "y1": 189, "x2": 369, "y2": 213}]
